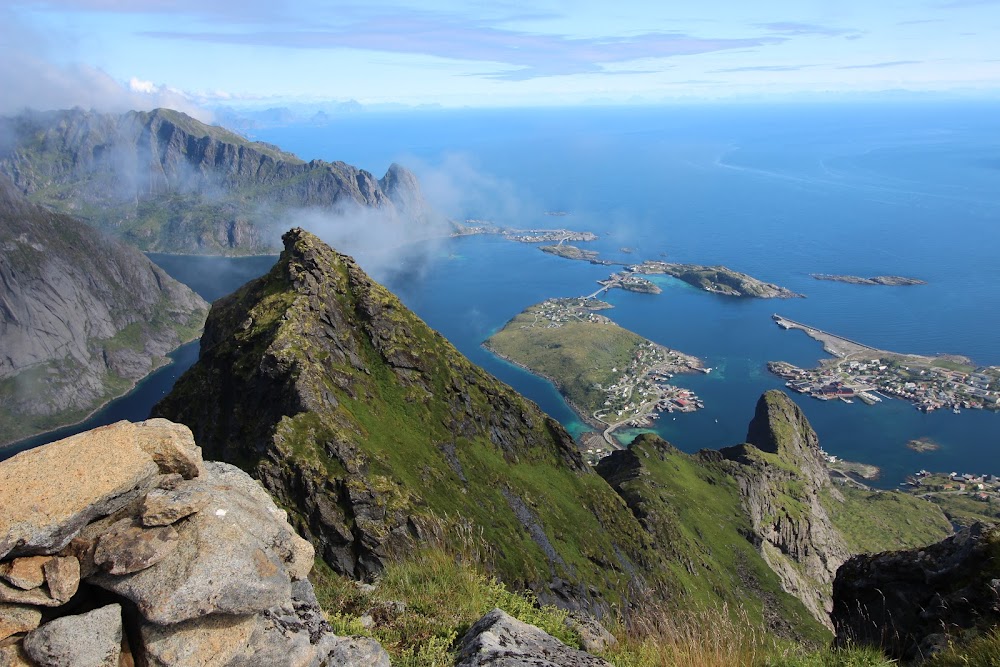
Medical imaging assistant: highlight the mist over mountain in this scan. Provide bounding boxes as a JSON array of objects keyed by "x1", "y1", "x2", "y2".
[{"x1": 0, "y1": 108, "x2": 444, "y2": 255}]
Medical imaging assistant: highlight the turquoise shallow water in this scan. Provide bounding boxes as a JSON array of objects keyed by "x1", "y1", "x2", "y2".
[{"x1": 6, "y1": 102, "x2": 1000, "y2": 487}]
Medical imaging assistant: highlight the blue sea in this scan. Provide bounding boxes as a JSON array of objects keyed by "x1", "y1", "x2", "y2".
[{"x1": 7, "y1": 102, "x2": 1000, "y2": 486}]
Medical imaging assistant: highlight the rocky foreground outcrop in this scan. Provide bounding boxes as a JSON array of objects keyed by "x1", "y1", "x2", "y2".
[
  {"x1": 832, "y1": 522, "x2": 1000, "y2": 662},
  {"x1": 0, "y1": 175, "x2": 208, "y2": 445},
  {"x1": 456, "y1": 609, "x2": 611, "y2": 667},
  {"x1": 0, "y1": 420, "x2": 387, "y2": 666}
]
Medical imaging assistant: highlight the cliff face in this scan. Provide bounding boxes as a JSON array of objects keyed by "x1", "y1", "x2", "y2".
[
  {"x1": 833, "y1": 522, "x2": 1000, "y2": 662},
  {"x1": 595, "y1": 434, "x2": 829, "y2": 641},
  {"x1": 720, "y1": 391, "x2": 851, "y2": 628},
  {"x1": 0, "y1": 175, "x2": 208, "y2": 445},
  {"x1": 153, "y1": 228, "x2": 659, "y2": 614},
  {"x1": 0, "y1": 108, "x2": 436, "y2": 254}
]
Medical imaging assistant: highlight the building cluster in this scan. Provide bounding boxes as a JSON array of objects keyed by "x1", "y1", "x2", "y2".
[
  {"x1": 769, "y1": 358, "x2": 1000, "y2": 413},
  {"x1": 911, "y1": 470, "x2": 1000, "y2": 502},
  {"x1": 596, "y1": 271, "x2": 662, "y2": 295},
  {"x1": 531, "y1": 299, "x2": 612, "y2": 328},
  {"x1": 594, "y1": 342, "x2": 704, "y2": 426}
]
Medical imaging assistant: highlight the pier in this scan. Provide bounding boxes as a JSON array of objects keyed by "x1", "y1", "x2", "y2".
[{"x1": 772, "y1": 314, "x2": 880, "y2": 357}]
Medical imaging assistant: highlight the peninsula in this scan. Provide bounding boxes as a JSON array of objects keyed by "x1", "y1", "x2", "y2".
[
  {"x1": 451, "y1": 220, "x2": 597, "y2": 243},
  {"x1": 484, "y1": 298, "x2": 704, "y2": 452},
  {"x1": 769, "y1": 315, "x2": 1000, "y2": 413},
  {"x1": 811, "y1": 274, "x2": 926, "y2": 286},
  {"x1": 633, "y1": 261, "x2": 804, "y2": 298}
]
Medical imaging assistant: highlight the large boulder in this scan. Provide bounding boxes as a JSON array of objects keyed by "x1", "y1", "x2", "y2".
[
  {"x1": 89, "y1": 461, "x2": 305, "y2": 624},
  {"x1": 22, "y1": 604, "x2": 122, "y2": 667},
  {"x1": 832, "y1": 522, "x2": 1000, "y2": 661},
  {"x1": 0, "y1": 420, "x2": 388, "y2": 667},
  {"x1": 0, "y1": 422, "x2": 168, "y2": 559},
  {"x1": 456, "y1": 608, "x2": 611, "y2": 667}
]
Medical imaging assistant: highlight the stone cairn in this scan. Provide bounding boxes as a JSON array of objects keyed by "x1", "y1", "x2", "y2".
[{"x1": 0, "y1": 419, "x2": 388, "y2": 667}]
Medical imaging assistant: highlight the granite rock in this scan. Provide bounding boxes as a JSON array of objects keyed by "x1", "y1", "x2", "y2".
[
  {"x1": 140, "y1": 484, "x2": 211, "y2": 527},
  {"x1": 92, "y1": 518, "x2": 180, "y2": 575},
  {"x1": 22, "y1": 603, "x2": 122, "y2": 667},
  {"x1": 0, "y1": 603, "x2": 42, "y2": 641},
  {"x1": 0, "y1": 423, "x2": 160, "y2": 559},
  {"x1": 89, "y1": 462, "x2": 302, "y2": 624},
  {"x1": 456, "y1": 608, "x2": 611, "y2": 667}
]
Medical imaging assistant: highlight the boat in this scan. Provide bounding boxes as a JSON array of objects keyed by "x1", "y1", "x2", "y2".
[{"x1": 953, "y1": 406, "x2": 961, "y2": 414}]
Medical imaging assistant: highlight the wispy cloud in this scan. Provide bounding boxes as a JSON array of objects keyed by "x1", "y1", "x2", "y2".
[
  {"x1": 935, "y1": 0, "x2": 1000, "y2": 7},
  {"x1": 756, "y1": 21, "x2": 862, "y2": 38},
  {"x1": 136, "y1": 8, "x2": 781, "y2": 80},
  {"x1": 837, "y1": 60, "x2": 923, "y2": 69},
  {"x1": 711, "y1": 65, "x2": 813, "y2": 73},
  {"x1": 0, "y1": 8, "x2": 209, "y2": 117}
]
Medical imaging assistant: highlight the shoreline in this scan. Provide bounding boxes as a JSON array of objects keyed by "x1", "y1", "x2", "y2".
[
  {"x1": 483, "y1": 340, "x2": 703, "y2": 450},
  {"x1": 481, "y1": 343, "x2": 605, "y2": 432},
  {"x1": 0, "y1": 333, "x2": 201, "y2": 454}
]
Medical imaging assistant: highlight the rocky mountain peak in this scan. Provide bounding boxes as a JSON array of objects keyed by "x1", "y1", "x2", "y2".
[
  {"x1": 155, "y1": 230, "x2": 643, "y2": 611},
  {"x1": 747, "y1": 390, "x2": 821, "y2": 456},
  {"x1": 720, "y1": 390, "x2": 849, "y2": 628}
]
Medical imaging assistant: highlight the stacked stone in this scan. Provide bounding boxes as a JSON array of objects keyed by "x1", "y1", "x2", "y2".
[{"x1": 0, "y1": 419, "x2": 388, "y2": 667}]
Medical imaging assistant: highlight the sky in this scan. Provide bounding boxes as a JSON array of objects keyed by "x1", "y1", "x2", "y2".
[{"x1": 2, "y1": 0, "x2": 999, "y2": 114}]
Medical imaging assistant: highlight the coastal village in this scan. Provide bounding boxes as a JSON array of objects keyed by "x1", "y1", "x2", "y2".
[
  {"x1": 769, "y1": 315, "x2": 1000, "y2": 413},
  {"x1": 490, "y1": 298, "x2": 706, "y2": 460}
]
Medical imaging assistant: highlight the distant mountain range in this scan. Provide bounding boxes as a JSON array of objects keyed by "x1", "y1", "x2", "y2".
[{"x1": 0, "y1": 108, "x2": 436, "y2": 255}]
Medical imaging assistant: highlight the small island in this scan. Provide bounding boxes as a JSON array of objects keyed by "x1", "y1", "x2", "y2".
[
  {"x1": 633, "y1": 261, "x2": 804, "y2": 299},
  {"x1": 907, "y1": 438, "x2": 941, "y2": 453},
  {"x1": 540, "y1": 244, "x2": 600, "y2": 261},
  {"x1": 484, "y1": 298, "x2": 704, "y2": 449},
  {"x1": 594, "y1": 271, "x2": 662, "y2": 295},
  {"x1": 769, "y1": 314, "x2": 1000, "y2": 413},
  {"x1": 811, "y1": 274, "x2": 926, "y2": 286}
]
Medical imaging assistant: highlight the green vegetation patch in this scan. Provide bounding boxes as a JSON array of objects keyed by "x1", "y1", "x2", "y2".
[
  {"x1": 485, "y1": 300, "x2": 649, "y2": 416},
  {"x1": 821, "y1": 486, "x2": 952, "y2": 554}
]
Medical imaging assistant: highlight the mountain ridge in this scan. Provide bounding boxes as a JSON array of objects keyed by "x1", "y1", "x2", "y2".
[
  {"x1": 0, "y1": 108, "x2": 435, "y2": 254},
  {"x1": 153, "y1": 228, "x2": 951, "y2": 641}
]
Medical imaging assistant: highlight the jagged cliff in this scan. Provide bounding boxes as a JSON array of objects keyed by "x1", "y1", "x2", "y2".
[
  {"x1": 719, "y1": 391, "x2": 952, "y2": 629},
  {"x1": 0, "y1": 175, "x2": 208, "y2": 445},
  {"x1": 0, "y1": 108, "x2": 436, "y2": 254},
  {"x1": 594, "y1": 434, "x2": 828, "y2": 640},
  {"x1": 720, "y1": 391, "x2": 851, "y2": 627}
]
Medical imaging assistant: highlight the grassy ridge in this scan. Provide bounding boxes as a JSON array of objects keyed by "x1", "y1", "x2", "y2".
[
  {"x1": 822, "y1": 486, "x2": 954, "y2": 554},
  {"x1": 310, "y1": 545, "x2": 896, "y2": 667}
]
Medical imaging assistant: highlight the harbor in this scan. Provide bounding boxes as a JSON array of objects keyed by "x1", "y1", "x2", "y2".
[{"x1": 770, "y1": 315, "x2": 1000, "y2": 413}]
